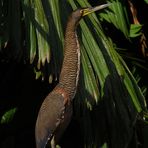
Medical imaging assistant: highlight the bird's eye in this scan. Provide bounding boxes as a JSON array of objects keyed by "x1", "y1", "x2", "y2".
[
  {"x1": 80, "y1": 8, "x2": 92, "y2": 16},
  {"x1": 80, "y1": 10, "x2": 84, "y2": 15}
]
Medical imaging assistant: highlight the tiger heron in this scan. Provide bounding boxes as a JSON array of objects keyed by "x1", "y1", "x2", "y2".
[{"x1": 35, "y1": 3, "x2": 109, "y2": 148}]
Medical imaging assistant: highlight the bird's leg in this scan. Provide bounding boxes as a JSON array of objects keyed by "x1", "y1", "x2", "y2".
[
  {"x1": 50, "y1": 136, "x2": 61, "y2": 148},
  {"x1": 50, "y1": 136, "x2": 56, "y2": 148}
]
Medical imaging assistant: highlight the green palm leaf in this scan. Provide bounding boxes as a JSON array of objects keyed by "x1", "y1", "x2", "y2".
[
  {"x1": 99, "y1": 0, "x2": 130, "y2": 38},
  {"x1": 1, "y1": 108, "x2": 17, "y2": 124},
  {"x1": 1, "y1": 0, "x2": 148, "y2": 147},
  {"x1": 68, "y1": 0, "x2": 147, "y2": 147}
]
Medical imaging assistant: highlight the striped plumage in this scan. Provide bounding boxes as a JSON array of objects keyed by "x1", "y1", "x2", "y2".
[
  {"x1": 35, "y1": 4, "x2": 109, "y2": 148},
  {"x1": 35, "y1": 9, "x2": 82, "y2": 148}
]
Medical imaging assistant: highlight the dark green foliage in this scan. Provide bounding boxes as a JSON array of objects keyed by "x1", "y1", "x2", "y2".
[{"x1": 0, "y1": 0, "x2": 148, "y2": 148}]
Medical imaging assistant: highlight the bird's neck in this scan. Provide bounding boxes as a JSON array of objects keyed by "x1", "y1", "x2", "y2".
[{"x1": 59, "y1": 17, "x2": 80, "y2": 99}]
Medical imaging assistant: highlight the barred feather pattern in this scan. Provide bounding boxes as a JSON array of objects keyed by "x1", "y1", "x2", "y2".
[
  {"x1": 59, "y1": 15, "x2": 81, "y2": 100},
  {"x1": 35, "y1": 10, "x2": 82, "y2": 148}
]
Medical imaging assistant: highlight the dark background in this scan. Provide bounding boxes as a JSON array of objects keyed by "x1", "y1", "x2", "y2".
[{"x1": 0, "y1": 0, "x2": 148, "y2": 148}]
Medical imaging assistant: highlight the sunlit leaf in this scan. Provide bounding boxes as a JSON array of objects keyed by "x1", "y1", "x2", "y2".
[
  {"x1": 144, "y1": 0, "x2": 148, "y2": 4},
  {"x1": 69, "y1": 1, "x2": 147, "y2": 147},
  {"x1": 81, "y1": 44, "x2": 100, "y2": 105},
  {"x1": 34, "y1": 0, "x2": 50, "y2": 68},
  {"x1": 130, "y1": 24, "x2": 142, "y2": 38},
  {"x1": 34, "y1": 68, "x2": 43, "y2": 80},
  {"x1": 42, "y1": 0, "x2": 65, "y2": 78},
  {"x1": 1, "y1": 0, "x2": 148, "y2": 147},
  {"x1": 101, "y1": 143, "x2": 108, "y2": 148},
  {"x1": 1, "y1": 108, "x2": 17, "y2": 124},
  {"x1": 99, "y1": 0, "x2": 130, "y2": 39}
]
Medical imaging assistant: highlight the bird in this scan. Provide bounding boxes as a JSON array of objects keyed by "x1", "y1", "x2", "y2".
[{"x1": 35, "y1": 3, "x2": 110, "y2": 148}]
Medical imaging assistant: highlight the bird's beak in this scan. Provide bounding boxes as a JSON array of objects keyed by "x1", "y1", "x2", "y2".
[{"x1": 82, "y1": 3, "x2": 110, "y2": 16}]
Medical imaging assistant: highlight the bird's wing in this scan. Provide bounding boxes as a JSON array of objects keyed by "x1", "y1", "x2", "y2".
[{"x1": 35, "y1": 92, "x2": 66, "y2": 148}]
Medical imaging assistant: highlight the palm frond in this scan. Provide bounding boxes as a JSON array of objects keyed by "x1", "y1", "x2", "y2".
[
  {"x1": 1, "y1": 0, "x2": 148, "y2": 147},
  {"x1": 99, "y1": 0, "x2": 130, "y2": 38}
]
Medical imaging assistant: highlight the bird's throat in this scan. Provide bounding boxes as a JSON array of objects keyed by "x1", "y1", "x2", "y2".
[{"x1": 59, "y1": 18, "x2": 80, "y2": 100}]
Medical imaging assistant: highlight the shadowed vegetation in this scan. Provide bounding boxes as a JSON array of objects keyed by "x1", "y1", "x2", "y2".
[{"x1": 0, "y1": 0, "x2": 148, "y2": 147}]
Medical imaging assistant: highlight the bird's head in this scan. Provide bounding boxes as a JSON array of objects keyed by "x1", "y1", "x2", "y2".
[{"x1": 71, "y1": 3, "x2": 110, "y2": 22}]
